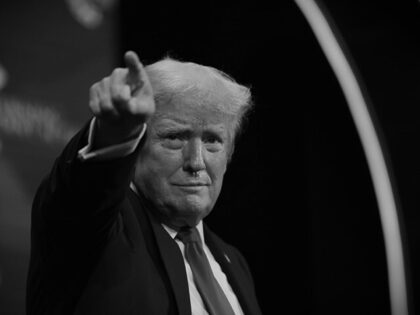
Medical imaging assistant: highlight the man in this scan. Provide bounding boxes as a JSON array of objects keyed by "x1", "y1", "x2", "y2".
[{"x1": 26, "y1": 51, "x2": 262, "y2": 315}]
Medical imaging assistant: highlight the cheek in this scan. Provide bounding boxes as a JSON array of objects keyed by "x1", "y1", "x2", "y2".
[
  {"x1": 135, "y1": 145, "x2": 182, "y2": 186},
  {"x1": 207, "y1": 153, "x2": 228, "y2": 184}
]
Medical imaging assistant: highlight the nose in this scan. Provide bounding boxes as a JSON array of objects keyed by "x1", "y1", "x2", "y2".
[{"x1": 183, "y1": 138, "x2": 206, "y2": 174}]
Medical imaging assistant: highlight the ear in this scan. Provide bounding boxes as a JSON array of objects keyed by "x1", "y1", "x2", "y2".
[{"x1": 227, "y1": 138, "x2": 235, "y2": 164}]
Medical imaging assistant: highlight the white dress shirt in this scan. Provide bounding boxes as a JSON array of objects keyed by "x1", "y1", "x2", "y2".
[
  {"x1": 78, "y1": 118, "x2": 244, "y2": 315},
  {"x1": 161, "y1": 221, "x2": 244, "y2": 315}
]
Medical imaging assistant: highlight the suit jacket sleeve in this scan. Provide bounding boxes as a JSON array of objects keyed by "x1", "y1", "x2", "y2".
[{"x1": 27, "y1": 120, "x2": 142, "y2": 314}]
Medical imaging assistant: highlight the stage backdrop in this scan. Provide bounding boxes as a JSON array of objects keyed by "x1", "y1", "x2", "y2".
[
  {"x1": 119, "y1": 1, "x2": 420, "y2": 314},
  {"x1": 0, "y1": 0, "x2": 117, "y2": 313}
]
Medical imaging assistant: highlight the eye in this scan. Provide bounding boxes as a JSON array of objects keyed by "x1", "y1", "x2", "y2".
[
  {"x1": 204, "y1": 136, "x2": 220, "y2": 144},
  {"x1": 166, "y1": 133, "x2": 181, "y2": 140},
  {"x1": 203, "y1": 134, "x2": 224, "y2": 152},
  {"x1": 159, "y1": 131, "x2": 184, "y2": 141},
  {"x1": 203, "y1": 133, "x2": 223, "y2": 144},
  {"x1": 160, "y1": 132, "x2": 185, "y2": 149}
]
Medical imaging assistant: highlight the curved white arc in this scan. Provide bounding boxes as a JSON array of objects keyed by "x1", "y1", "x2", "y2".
[{"x1": 294, "y1": 1, "x2": 409, "y2": 315}]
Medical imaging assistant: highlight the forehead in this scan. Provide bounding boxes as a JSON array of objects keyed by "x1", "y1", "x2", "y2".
[{"x1": 151, "y1": 98, "x2": 234, "y2": 132}]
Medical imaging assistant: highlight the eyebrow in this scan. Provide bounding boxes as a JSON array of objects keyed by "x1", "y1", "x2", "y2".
[
  {"x1": 153, "y1": 118, "x2": 228, "y2": 137},
  {"x1": 153, "y1": 119, "x2": 189, "y2": 131}
]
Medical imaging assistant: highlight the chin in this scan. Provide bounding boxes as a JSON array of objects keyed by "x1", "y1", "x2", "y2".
[{"x1": 174, "y1": 199, "x2": 212, "y2": 226}]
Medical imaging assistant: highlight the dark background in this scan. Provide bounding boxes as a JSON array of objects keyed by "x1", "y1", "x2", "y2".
[{"x1": 0, "y1": 0, "x2": 419, "y2": 314}]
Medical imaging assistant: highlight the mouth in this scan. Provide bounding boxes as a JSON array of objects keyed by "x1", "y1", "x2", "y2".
[
  {"x1": 173, "y1": 183, "x2": 209, "y2": 192},
  {"x1": 173, "y1": 181, "x2": 209, "y2": 187}
]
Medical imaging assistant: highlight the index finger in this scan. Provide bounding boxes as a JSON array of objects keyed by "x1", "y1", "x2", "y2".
[
  {"x1": 124, "y1": 51, "x2": 145, "y2": 93},
  {"x1": 124, "y1": 51, "x2": 142, "y2": 76}
]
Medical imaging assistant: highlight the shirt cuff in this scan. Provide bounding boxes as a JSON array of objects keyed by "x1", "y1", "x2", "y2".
[{"x1": 78, "y1": 118, "x2": 147, "y2": 161}]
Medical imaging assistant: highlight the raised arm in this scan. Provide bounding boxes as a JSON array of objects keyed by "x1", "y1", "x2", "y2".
[
  {"x1": 27, "y1": 53, "x2": 157, "y2": 314},
  {"x1": 89, "y1": 51, "x2": 155, "y2": 149},
  {"x1": 33, "y1": 51, "x2": 155, "y2": 239}
]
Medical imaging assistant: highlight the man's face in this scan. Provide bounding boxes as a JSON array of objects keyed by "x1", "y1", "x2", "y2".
[{"x1": 134, "y1": 98, "x2": 232, "y2": 228}]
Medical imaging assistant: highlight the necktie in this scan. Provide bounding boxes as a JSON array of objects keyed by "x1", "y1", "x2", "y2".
[{"x1": 177, "y1": 227, "x2": 236, "y2": 315}]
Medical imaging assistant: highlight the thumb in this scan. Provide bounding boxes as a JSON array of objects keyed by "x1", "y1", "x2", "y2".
[{"x1": 124, "y1": 50, "x2": 145, "y2": 94}]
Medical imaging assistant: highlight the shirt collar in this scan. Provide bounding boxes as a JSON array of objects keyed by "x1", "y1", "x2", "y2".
[{"x1": 162, "y1": 221, "x2": 205, "y2": 245}]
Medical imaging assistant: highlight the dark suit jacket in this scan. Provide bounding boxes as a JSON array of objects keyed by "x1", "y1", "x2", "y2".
[{"x1": 26, "y1": 123, "x2": 262, "y2": 315}]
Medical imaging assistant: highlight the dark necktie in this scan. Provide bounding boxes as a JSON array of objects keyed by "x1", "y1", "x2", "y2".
[{"x1": 177, "y1": 227, "x2": 236, "y2": 315}]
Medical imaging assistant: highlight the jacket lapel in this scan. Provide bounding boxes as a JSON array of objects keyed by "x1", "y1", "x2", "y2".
[
  {"x1": 128, "y1": 190, "x2": 191, "y2": 315},
  {"x1": 204, "y1": 225, "x2": 262, "y2": 315}
]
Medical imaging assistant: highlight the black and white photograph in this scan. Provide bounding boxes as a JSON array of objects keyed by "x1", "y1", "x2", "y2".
[{"x1": 0, "y1": 1, "x2": 419, "y2": 314}]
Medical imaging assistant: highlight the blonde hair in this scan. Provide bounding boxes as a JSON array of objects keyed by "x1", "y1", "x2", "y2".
[{"x1": 145, "y1": 58, "x2": 253, "y2": 138}]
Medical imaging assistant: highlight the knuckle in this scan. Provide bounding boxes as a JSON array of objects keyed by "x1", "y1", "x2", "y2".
[
  {"x1": 127, "y1": 99, "x2": 140, "y2": 112},
  {"x1": 110, "y1": 85, "x2": 123, "y2": 98},
  {"x1": 111, "y1": 67, "x2": 125, "y2": 77},
  {"x1": 101, "y1": 77, "x2": 110, "y2": 88},
  {"x1": 112, "y1": 86, "x2": 130, "y2": 104}
]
